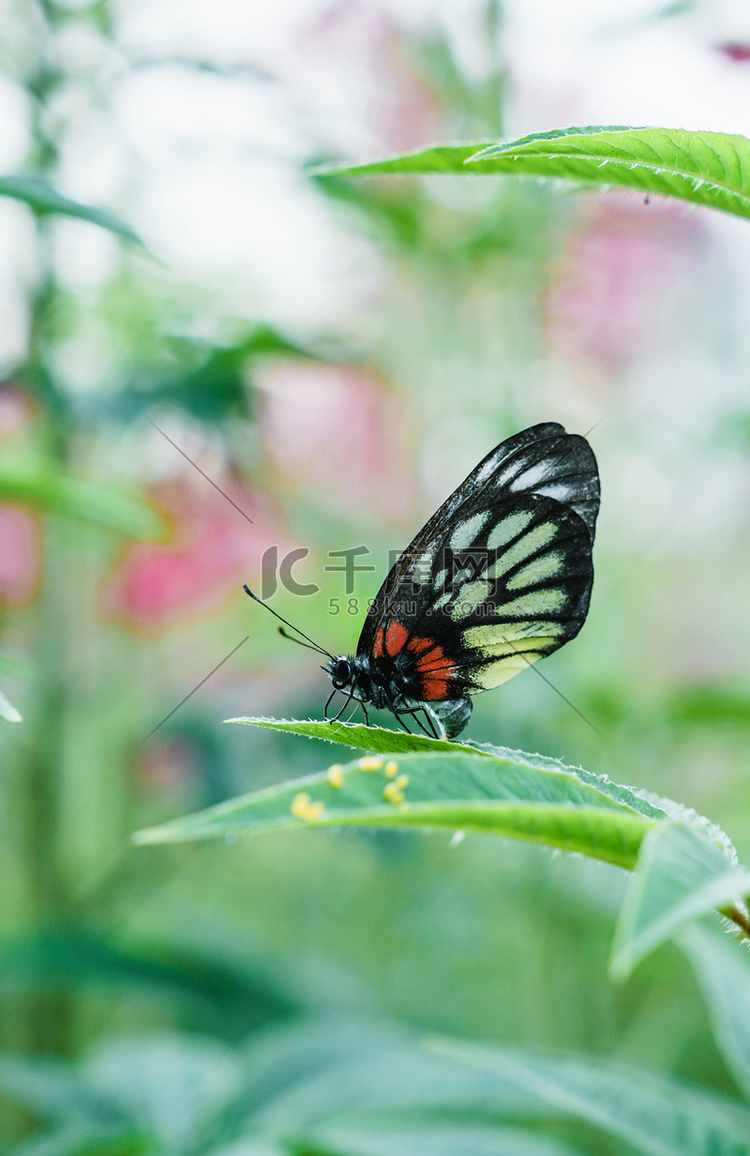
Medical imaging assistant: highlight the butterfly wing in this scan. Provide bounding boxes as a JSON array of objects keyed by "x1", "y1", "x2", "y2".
[{"x1": 357, "y1": 423, "x2": 599, "y2": 708}]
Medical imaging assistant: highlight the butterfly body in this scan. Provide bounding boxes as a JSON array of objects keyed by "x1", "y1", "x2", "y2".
[
  {"x1": 324, "y1": 648, "x2": 473, "y2": 737},
  {"x1": 323, "y1": 422, "x2": 600, "y2": 739}
]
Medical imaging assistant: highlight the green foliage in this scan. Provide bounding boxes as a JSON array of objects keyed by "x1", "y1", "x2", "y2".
[
  {"x1": 303, "y1": 1126, "x2": 581, "y2": 1156},
  {"x1": 322, "y1": 126, "x2": 750, "y2": 223},
  {"x1": 1, "y1": 3, "x2": 749, "y2": 1153},
  {"x1": 611, "y1": 822, "x2": 750, "y2": 980},
  {"x1": 226, "y1": 716, "x2": 482, "y2": 755},
  {"x1": 0, "y1": 653, "x2": 34, "y2": 680},
  {"x1": 0, "y1": 459, "x2": 164, "y2": 538},
  {"x1": 0, "y1": 653, "x2": 30, "y2": 722},
  {"x1": 133, "y1": 720, "x2": 750, "y2": 980},
  {"x1": 434, "y1": 1037, "x2": 750, "y2": 1156},
  {"x1": 4, "y1": 1009, "x2": 750, "y2": 1156},
  {"x1": 0, "y1": 927, "x2": 298, "y2": 1038},
  {"x1": 0, "y1": 688, "x2": 22, "y2": 724},
  {"x1": 0, "y1": 175, "x2": 143, "y2": 245},
  {"x1": 314, "y1": 141, "x2": 499, "y2": 177},
  {"x1": 679, "y1": 925, "x2": 750, "y2": 1100},
  {"x1": 135, "y1": 722, "x2": 663, "y2": 870},
  {"x1": 105, "y1": 325, "x2": 317, "y2": 426}
]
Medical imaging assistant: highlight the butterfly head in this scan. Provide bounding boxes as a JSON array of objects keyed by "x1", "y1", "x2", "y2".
[{"x1": 325, "y1": 655, "x2": 355, "y2": 692}]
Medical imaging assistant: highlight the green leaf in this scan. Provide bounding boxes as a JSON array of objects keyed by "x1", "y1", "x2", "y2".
[
  {"x1": 301, "y1": 1124, "x2": 581, "y2": 1156},
  {"x1": 665, "y1": 686, "x2": 750, "y2": 728},
  {"x1": 433, "y1": 1040, "x2": 750, "y2": 1156},
  {"x1": 0, "y1": 175, "x2": 144, "y2": 245},
  {"x1": 7, "y1": 1122, "x2": 150, "y2": 1156},
  {"x1": 133, "y1": 746, "x2": 656, "y2": 868},
  {"x1": 82, "y1": 1036, "x2": 242, "y2": 1151},
  {"x1": 0, "y1": 1054, "x2": 153, "y2": 1156},
  {"x1": 312, "y1": 142, "x2": 496, "y2": 177},
  {"x1": 0, "y1": 928, "x2": 296, "y2": 1032},
  {"x1": 610, "y1": 821, "x2": 750, "y2": 982},
  {"x1": 242, "y1": 1015, "x2": 553, "y2": 1134},
  {"x1": 139, "y1": 720, "x2": 750, "y2": 959},
  {"x1": 679, "y1": 924, "x2": 750, "y2": 1100},
  {"x1": 226, "y1": 716, "x2": 483, "y2": 756},
  {"x1": 0, "y1": 461, "x2": 164, "y2": 539},
  {"x1": 0, "y1": 1054, "x2": 125, "y2": 1126},
  {"x1": 0, "y1": 652, "x2": 34, "y2": 679},
  {"x1": 322, "y1": 126, "x2": 750, "y2": 223},
  {"x1": 229, "y1": 719, "x2": 671, "y2": 823},
  {"x1": 0, "y1": 687, "x2": 22, "y2": 723},
  {"x1": 109, "y1": 324, "x2": 316, "y2": 426}
]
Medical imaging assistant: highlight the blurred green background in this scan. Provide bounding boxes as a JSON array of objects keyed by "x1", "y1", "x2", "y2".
[{"x1": 1, "y1": 0, "x2": 750, "y2": 1151}]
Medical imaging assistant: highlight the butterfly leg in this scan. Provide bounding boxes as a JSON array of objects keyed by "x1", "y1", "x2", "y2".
[
  {"x1": 409, "y1": 709, "x2": 434, "y2": 738},
  {"x1": 347, "y1": 695, "x2": 373, "y2": 728},
  {"x1": 401, "y1": 704, "x2": 440, "y2": 739},
  {"x1": 381, "y1": 686, "x2": 441, "y2": 737},
  {"x1": 397, "y1": 706, "x2": 432, "y2": 737},
  {"x1": 381, "y1": 689, "x2": 415, "y2": 734},
  {"x1": 419, "y1": 706, "x2": 442, "y2": 739},
  {"x1": 323, "y1": 689, "x2": 338, "y2": 719},
  {"x1": 392, "y1": 710, "x2": 415, "y2": 735},
  {"x1": 391, "y1": 704, "x2": 435, "y2": 738},
  {"x1": 328, "y1": 687, "x2": 357, "y2": 723}
]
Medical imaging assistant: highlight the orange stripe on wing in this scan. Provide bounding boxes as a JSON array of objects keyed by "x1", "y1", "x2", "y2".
[
  {"x1": 373, "y1": 621, "x2": 410, "y2": 659},
  {"x1": 384, "y1": 621, "x2": 409, "y2": 657},
  {"x1": 407, "y1": 634, "x2": 455, "y2": 700},
  {"x1": 420, "y1": 671, "x2": 454, "y2": 700},
  {"x1": 373, "y1": 625, "x2": 455, "y2": 699}
]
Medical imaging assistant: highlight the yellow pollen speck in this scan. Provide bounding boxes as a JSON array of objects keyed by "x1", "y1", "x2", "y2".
[
  {"x1": 395, "y1": 774, "x2": 409, "y2": 789},
  {"x1": 384, "y1": 760, "x2": 399, "y2": 778},
  {"x1": 327, "y1": 764, "x2": 344, "y2": 788},
  {"x1": 358, "y1": 756, "x2": 384, "y2": 771},
  {"x1": 383, "y1": 782, "x2": 404, "y2": 805},
  {"x1": 290, "y1": 792, "x2": 325, "y2": 821},
  {"x1": 291, "y1": 792, "x2": 311, "y2": 817}
]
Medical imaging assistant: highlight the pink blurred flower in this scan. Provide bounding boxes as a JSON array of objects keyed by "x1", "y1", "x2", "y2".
[
  {"x1": 259, "y1": 361, "x2": 414, "y2": 522},
  {"x1": 716, "y1": 43, "x2": 750, "y2": 63},
  {"x1": 102, "y1": 470, "x2": 288, "y2": 633},
  {"x1": 0, "y1": 385, "x2": 34, "y2": 436},
  {"x1": 138, "y1": 738, "x2": 198, "y2": 790},
  {"x1": 297, "y1": 1, "x2": 442, "y2": 153},
  {"x1": 545, "y1": 194, "x2": 702, "y2": 370},
  {"x1": 0, "y1": 504, "x2": 41, "y2": 608}
]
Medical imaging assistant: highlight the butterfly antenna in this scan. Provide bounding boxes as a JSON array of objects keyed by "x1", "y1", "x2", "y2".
[
  {"x1": 278, "y1": 625, "x2": 330, "y2": 655},
  {"x1": 243, "y1": 585, "x2": 334, "y2": 658},
  {"x1": 584, "y1": 413, "x2": 606, "y2": 439},
  {"x1": 501, "y1": 634, "x2": 602, "y2": 738}
]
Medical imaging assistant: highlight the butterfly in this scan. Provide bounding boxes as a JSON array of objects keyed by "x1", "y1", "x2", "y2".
[{"x1": 246, "y1": 422, "x2": 600, "y2": 739}]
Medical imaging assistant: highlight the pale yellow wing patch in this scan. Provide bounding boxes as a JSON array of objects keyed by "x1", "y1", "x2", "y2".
[
  {"x1": 449, "y1": 510, "x2": 490, "y2": 553},
  {"x1": 505, "y1": 550, "x2": 566, "y2": 592},
  {"x1": 461, "y1": 621, "x2": 567, "y2": 689},
  {"x1": 486, "y1": 508, "x2": 536, "y2": 551},
  {"x1": 497, "y1": 587, "x2": 568, "y2": 618},
  {"x1": 485, "y1": 521, "x2": 558, "y2": 580},
  {"x1": 448, "y1": 579, "x2": 493, "y2": 621}
]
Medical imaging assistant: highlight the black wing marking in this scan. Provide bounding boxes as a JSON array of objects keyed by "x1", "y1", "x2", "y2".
[
  {"x1": 357, "y1": 423, "x2": 600, "y2": 667},
  {"x1": 422, "y1": 494, "x2": 594, "y2": 696}
]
